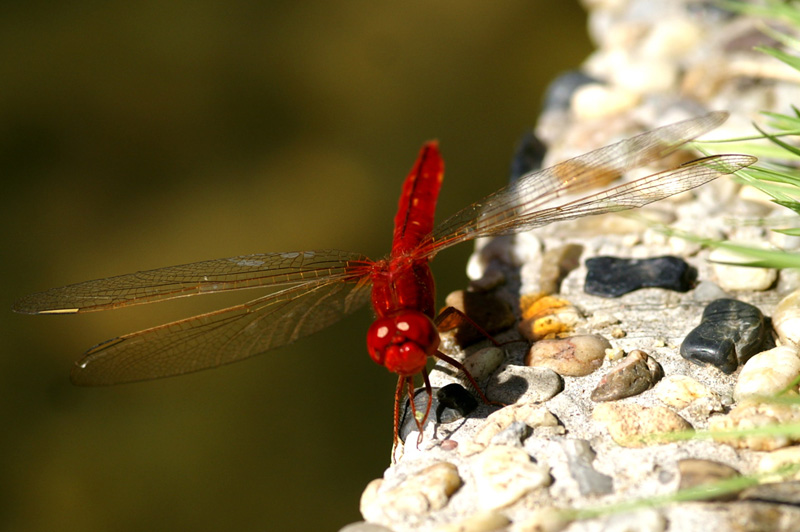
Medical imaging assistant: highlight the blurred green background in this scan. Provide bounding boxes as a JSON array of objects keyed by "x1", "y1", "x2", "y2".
[{"x1": 1, "y1": 2, "x2": 590, "y2": 531}]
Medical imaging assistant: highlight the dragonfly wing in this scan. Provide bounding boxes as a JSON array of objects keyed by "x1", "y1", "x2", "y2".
[
  {"x1": 13, "y1": 250, "x2": 370, "y2": 314},
  {"x1": 424, "y1": 112, "x2": 746, "y2": 253},
  {"x1": 71, "y1": 275, "x2": 374, "y2": 385},
  {"x1": 480, "y1": 154, "x2": 757, "y2": 234}
]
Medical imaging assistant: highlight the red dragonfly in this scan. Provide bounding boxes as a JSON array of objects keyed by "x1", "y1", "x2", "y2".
[{"x1": 14, "y1": 111, "x2": 754, "y2": 445}]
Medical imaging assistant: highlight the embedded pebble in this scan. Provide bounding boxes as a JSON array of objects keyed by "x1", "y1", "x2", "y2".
[
  {"x1": 436, "y1": 510, "x2": 510, "y2": 532},
  {"x1": 769, "y1": 218, "x2": 800, "y2": 250},
  {"x1": 605, "y1": 346, "x2": 624, "y2": 361},
  {"x1": 464, "y1": 346, "x2": 505, "y2": 381},
  {"x1": 592, "y1": 403, "x2": 693, "y2": 447},
  {"x1": 610, "y1": 327, "x2": 626, "y2": 339},
  {"x1": 462, "y1": 402, "x2": 560, "y2": 456},
  {"x1": 639, "y1": 18, "x2": 704, "y2": 59},
  {"x1": 487, "y1": 365, "x2": 564, "y2": 405},
  {"x1": 726, "y1": 502, "x2": 800, "y2": 532},
  {"x1": 467, "y1": 236, "x2": 517, "y2": 284},
  {"x1": 779, "y1": 268, "x2": 800, "y2": 294},
  {"x1": 562, "y1": 439, "x2": 614, "y2": 496},
  {"x1": 691, "y1": 280, "x2": 729, "y2": 302},
  {"x1": 542, "y1": 70, "x2": 600, "y2": 112},
  {"x1": 525, "y1": 335, "x2": 611, "y2": 376},
  {"x1": 471, "y1": 445, "x2": 551, "y2": 510},
  {"x1": 509, "y1": 507, "x2": 571, "y2": 532},
  {"x1": 709, "y1": 403, "x2": 800, "y2": 451},
  {"x1": 442, "y1": 290, "x2": 516, "y2": 346},
  {"x1": 468, "y1": 267, "x2": 506, "y2": 292},
  {"x1": 440, "y1": 439, "x2": 458, "y2": 452},
  {"x1": 677, "y1": 459, "x2": 742, "y2": 501},
  {"x1": 738, "y1": 481, "x2": 800, "y2": 506},
  {"x1": 515, "y1": 234, "x2": 545, "y2": 295},
  {"x1": 654, "y1": 375, "x2": 717, "y2": 410},
  {"x1": 679, "y1": 298, "x2": 769, "y2": 374},
  {"x1": 710, "y1": 247, "x2": 778, "y2": 291},
  {"x1": 588, "y1": 310, "x2": 620, "y2": 328},
  {"x1": 584, "y1": 256, "x2": 695, "y2": 298},
  {"x1": 399, "y1": 385, "x2": 478, "y2": 441},
  {"x1": 680, "y1": 395, "x2": 725, "y2": 427},
  {"x1": 664, "y1": 224, "x2": 706, "y2": 256},
  {"x1": 571, "y1": 83, "x2": 641, "y2": 119},
  {"x1": 359, "y1": 463, "x2": 461, "y2": 522},
  {"x1": 609, "y1": 58, "x2": 678, "y2": 94},
  {"x1": 538, "y1": 244, "x2": 584, "y2": 295},
  {"x1": 591, "y1": 350, "x2": 664, "y2": 402},
  {"x1": 759, "y1": 446, "x2": 800, "y2": 481},
  {"x1": 733, "y1": 345, "x2": 800, "y2": 402},
  {"x1": 773, "y1": 288, "x2": 800, "y2": 347},
  {"x1": 518, "y1": 295, "x2": 583, "y2": 341},
  {"x1": 490, "y1": 421, "x2": 532, "y2": 448},
  {"x1": 509, "y1": 131, "x2": 546, "y2": 181}
]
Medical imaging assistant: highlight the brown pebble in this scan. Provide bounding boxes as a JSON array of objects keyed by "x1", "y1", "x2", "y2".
[
  {"x1": 440, "y1": 439, "x2": 458, "y2": 451},
  {"x1": 678, "y1": 459, "x2": 742, "y2": 501},
  {"x1": 591, "y1": 350, "x2": 663, "y2": 402},
  {"x1": 593, "y1": 402, "x2": 693, "y2": 447},
  {"x1": 525, "y1": 335, "x2": 610, "y2": 376}
]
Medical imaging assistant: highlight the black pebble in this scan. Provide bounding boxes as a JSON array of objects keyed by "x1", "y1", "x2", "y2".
[
  {"x1": 398, "y1": 383, "x2": 478, "y2": 442},
  {"x1": 509, "y1": 132, "x2": 546, "y2": 183},
  {"x1": 680, "y1": 298, "x2": 770, "y2": 374},
  {"x1": 543, "y1": 70, "x2": 601, "y2": 112},
  {"x1": 584, "y1": 256, "x2": 696, "y2": 298}
]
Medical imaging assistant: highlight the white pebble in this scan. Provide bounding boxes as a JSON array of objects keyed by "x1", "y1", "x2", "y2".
[
  {"x1": 734, "y1": 346, "x2": 800, "y2": 402},
  {"x1": 710, "y1": 247, "x2": 777, "y2": 291},
  {"x1": 464, "y1": 347, "x2": 505, "y2": 381},
  {"x1": 609, "y1": 58, "x2": 678, "y2": 94},
  {"x1": 709, "y1": 403, "x2": 800, "y2": 451},
  {"x1": 571, "y1": 83, "x2": 641, "y2": 120},
  {"x1": 655, "y1": 375, "x2": 716, "y2": 410},
  {"x1": 639, "y1": 18, "x2": 704, "y2": 60},
  {"x1": 773, "y1": 289, "x2": 800, "y2": 347},
  {"x1": 472, "y1": 445, "x2": 551, "y2": 510},
  {"x1": 359, "y1": 463, "x2": 461, "y2": 522},
  {"x1": 462, "y1": 403, "x2": 559, "y2": 456},
  {"x1": 759, "y1": 446, "x2": 800, "y2": 481}
]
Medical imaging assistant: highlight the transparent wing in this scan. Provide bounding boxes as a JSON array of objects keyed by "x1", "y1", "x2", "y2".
[
  {"x1": 481, "y1": 154, "x2": 755, "y2": 232},
  {"x1": 13, "y1": 249, "x2": 370, "y2": 314},
  {"x1": 422, "y1": 112, "x2": 755, "y2": 254},
  {"x1": 70, "y1": 275, "x2": 374, "y2": 385}
]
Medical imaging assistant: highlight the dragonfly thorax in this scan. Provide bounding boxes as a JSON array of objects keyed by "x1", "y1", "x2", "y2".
[
  {"x1": 366, "y1": 310, "x2": 439, "y2": 376},
  {"x1": 369, "y1": 257, "x2": 436, "y2": 320}
]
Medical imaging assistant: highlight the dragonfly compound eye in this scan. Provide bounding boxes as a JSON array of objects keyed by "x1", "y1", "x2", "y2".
[{"x1": 366, "y1": 311, "x2": 440, "y2": 376}]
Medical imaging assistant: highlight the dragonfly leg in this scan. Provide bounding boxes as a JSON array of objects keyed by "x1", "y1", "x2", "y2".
[
  {"x1": 407, "y1": 373, "x2": 433, "y2": 448},
  {"x1": 433, "y1": 350, "x2": 504, "y2": 408},
  {"x1": 435, "y1": 305, "x2": 503, "y2": 347},
  {"x1": 392, "y1": 376, "x2": 406, "y2": 462},
  {"x1": 415, "y1": 370, "x2": 433, "y2": 447},
  {"x1": 391, "y1": 370, "x2": 437, "y2": 462}
]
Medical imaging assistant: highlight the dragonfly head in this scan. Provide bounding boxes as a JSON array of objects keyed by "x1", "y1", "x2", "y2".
[{"x1": 366, "y1": 311, "x2": 439, "y2": 376}]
